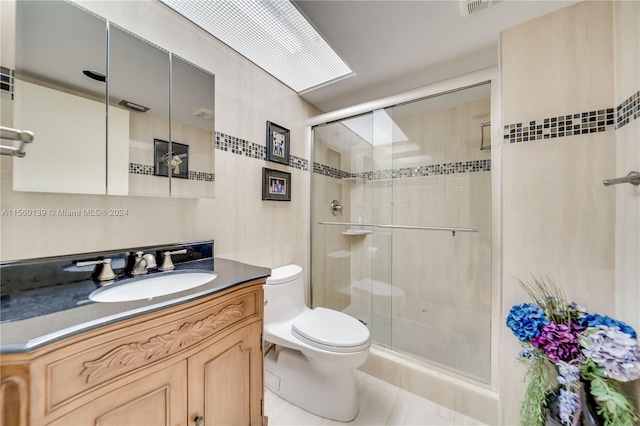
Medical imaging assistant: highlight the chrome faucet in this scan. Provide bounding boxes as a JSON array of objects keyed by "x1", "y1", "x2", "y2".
[{"x1": 131, "y1": 251, "x2": 157, "y2": 276}]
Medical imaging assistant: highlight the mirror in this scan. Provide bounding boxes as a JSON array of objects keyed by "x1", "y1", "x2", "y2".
[
  {"x1": 109, "y1": 24, "x2": 171, "y2": 197},
  {"x1": 13, "y1": 0, "x2": 108, "y2": 194},
  {"x1": 170, "y1": 55, "x2": 215, "y2": 198},
  {"x1": 8, "y1": 0, "x2": 215, "y2": 198}
]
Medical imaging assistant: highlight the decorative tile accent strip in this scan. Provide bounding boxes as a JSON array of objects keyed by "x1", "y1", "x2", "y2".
[
  {"x1": 129, "y1": 163, "x2": 214, "y2": 182},
  {"x1": 503, "y1": 109, "x2": 616, "y2": 144},
  {"x1": 391, "y1": 160, "x2": 491, "y2": 178},
  {"x1": 289, "y1": 155, "x2": 309, "y2": 171},
  {"x1": 215, "y1": 131, "x2": 309, "y2": 171},
  {"x1": 188, "y1": 170, "x2": 215, "y2": 182},
  {"x1": 313, "y1": 162, "x2": 351, "y2": 179},
  {"x1": 0, "y1": 66, "x2": 14, "y2": 100},
  {"x1": 504, "y1": 90, "x2": 639, "y2": 144},
  {"x1": 215, "y1": 131, "x2": 266, "y2": 160},
  {"x1": 313, "y1": 159, "x2": 491, "y2": 181},
  {"x1": 129, "y1": 163, "x2": 154, "y2": 176},
  {"x1": 618, "y1": 90, "x2": 639, "y2": 129}
]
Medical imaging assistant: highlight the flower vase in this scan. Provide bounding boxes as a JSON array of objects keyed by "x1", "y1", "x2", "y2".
[
  {"x1": 545, "y1": 382, "x2": 602, "y2": 426},
  {"x1": 578, "y1": 381, "x2": 602, "y2": 426}
]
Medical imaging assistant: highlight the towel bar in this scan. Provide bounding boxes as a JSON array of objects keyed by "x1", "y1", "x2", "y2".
[{"x1": 603, "y1": 171, "x2": 640, "y2": 186}]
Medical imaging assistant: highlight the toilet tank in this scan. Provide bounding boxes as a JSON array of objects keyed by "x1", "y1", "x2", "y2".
[{"x1": 264, "y1": 264, "x2": 306, "y2": 323}]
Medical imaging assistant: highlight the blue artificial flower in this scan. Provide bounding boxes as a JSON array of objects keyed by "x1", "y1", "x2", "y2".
[
  {"x1": 581, "y1": 314, "x2": 637, "y2": 338},
  {"x1": 506, "y1": 303, "x2": 549, "y2": 342}
]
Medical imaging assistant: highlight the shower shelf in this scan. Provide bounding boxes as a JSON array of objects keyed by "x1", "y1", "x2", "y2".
[
  {"x1": 342, "y1": 177, "x2": 365, "y2": 183},
  {"x1": 342, "y1": 229, "x2": 373, "y2": 235}
]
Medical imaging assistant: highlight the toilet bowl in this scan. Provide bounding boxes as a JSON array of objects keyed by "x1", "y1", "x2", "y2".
[{"x1": 263, "y1": 264, "x2": 371, "y2": 422}]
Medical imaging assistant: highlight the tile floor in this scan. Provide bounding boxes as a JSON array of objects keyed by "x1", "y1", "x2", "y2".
[{"x1": 264, "y1": 371, "x2": 487, "y2": 425}]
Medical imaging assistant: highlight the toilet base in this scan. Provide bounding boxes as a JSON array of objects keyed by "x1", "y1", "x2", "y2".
[{"x1": 264, "y1": 345, "x2": 359, "y2": 422}]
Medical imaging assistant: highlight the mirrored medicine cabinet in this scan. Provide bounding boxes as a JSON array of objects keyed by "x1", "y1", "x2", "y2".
[{"x1": 6, "y1": 0, "x2": 215, "y2": 198}]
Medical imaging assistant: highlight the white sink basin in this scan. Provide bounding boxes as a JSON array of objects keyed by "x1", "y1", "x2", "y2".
[{"x1": 89, "y1": 271, "x2": 217, "y2": 303}]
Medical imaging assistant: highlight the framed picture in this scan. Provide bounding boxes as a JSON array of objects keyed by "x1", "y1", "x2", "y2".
[
  {"x1": 262, "y1": 167, "x2": 291, "y2": 201},
  {"x1": 266, "y1": 121, "x2": 290, "y2": 165},
  {"x1": 154, "y1": 139, "x2": 189, "y2": 179}
]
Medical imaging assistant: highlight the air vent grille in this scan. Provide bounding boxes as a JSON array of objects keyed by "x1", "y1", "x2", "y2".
[{"x1": 462, "y1": 0, "x2": 503, "y2": 16}]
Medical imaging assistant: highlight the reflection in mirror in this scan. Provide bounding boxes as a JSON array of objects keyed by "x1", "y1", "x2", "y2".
[
  {"x1": 109, "y1": 24, "x2": 170, "y2": 197},
  {"x1": 12, "y1": 0, "x2": 108, "y2": 194},
  {"x1": 170, "y1": 55, "x2": 215, "y2": 198}
]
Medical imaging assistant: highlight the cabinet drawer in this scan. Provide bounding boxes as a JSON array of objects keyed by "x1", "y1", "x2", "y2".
[{"x1": 32, "y1": 284, "x2": 262, "y2": 420}]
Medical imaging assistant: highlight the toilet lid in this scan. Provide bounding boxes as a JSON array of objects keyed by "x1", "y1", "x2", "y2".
[
  {"x1": 266, "y1": 264, "x2": 303, "y2": 285},
  {"x1": 291, "y1": 307, "x2": 370, "y2": 353}
]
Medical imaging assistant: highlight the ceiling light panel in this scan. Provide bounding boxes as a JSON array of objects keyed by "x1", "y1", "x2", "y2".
[{"x1": 160, "y1": 0, "x2": 353, "y2": 93}]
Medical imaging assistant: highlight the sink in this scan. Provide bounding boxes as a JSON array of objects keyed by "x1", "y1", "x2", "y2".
[{"x1": 89, "y1": 271, "x2": 217, "y2": 303}]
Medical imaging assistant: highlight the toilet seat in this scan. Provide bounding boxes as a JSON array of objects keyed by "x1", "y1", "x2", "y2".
[{"x1": 291, "y1": 307, "x2": 370, "y2": 353}]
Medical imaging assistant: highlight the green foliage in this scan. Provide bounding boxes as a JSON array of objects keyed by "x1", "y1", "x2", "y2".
[
  {"x1": 581, "y1": 360, "x2": 639, "y2": 426},
  {"x1": 520, "y1": 355, "x2": 553, "y2": 426},
  {"x1": 516, "y1": 276, "x2": 576, "y2": 324}
]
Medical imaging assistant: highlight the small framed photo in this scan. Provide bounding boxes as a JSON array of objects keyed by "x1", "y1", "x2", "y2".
[
  {"x1": 266, "y1": 121, "x2": 290, "y2": 165},
  {"x1": 154, "y1": 139, "x2": 189, "y2": 179},
  {"x1": 262, "y1": 167, "x2": 291, "y2": 201}
]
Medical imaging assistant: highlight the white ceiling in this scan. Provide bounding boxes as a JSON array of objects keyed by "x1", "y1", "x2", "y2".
[{"x1": 292, "y1": 0, "x2": 580, "y2": 112}]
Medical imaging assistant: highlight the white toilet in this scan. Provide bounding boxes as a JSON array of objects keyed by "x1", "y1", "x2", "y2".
[{"x1": 263, "y1": 264, "x2": 371, "y2": 422}]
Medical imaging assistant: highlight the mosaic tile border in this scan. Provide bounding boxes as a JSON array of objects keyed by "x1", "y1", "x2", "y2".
[
  {"x1": 313, "y1": 162, "x2": 351, "y2": 179},
  {"x1": 0, "y1": 66, "x2": 14, "y2": 100},
  {"x1": 618, "y1": 90, "x2": 639, "y2": 129},
  {"x1": 215, "y1": 131, "x2": 309, "y2": 171},
  {"x1": 129, "y1": 163, "x2": 214, "y2": 182},
  {"x1": 313, "y1": 159, "x2": 491, "y2": 181},
  {"x1": 504, "y1": 90, "x2": 639, "y2": 144}
]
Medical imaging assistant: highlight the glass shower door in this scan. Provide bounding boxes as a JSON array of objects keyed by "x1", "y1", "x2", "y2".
[
  {"x1": 311, "y1": 82, "x2": 492, "y2": 384},
  {"x1": 384, "y1": 85, "x2": 492, "y2": 382}
]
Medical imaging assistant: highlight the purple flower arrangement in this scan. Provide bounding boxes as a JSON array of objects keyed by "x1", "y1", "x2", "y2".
[{"x1": 506, "y1": 278, "x2": 640, "y2": 426}]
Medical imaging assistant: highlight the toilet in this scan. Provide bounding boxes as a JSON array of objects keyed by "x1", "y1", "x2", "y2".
[{"x1": 263, "y1": 264, "x2": 371, "y2": 422}]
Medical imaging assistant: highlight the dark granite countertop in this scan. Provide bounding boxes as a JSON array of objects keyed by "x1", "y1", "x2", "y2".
[{"x1": 0, "y1": 258, "x2": 270, "y2": 354}]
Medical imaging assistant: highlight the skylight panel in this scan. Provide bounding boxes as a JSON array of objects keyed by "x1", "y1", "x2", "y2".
[{"x1": 160, "y1": 0, "x2": 354, "y2": 93}]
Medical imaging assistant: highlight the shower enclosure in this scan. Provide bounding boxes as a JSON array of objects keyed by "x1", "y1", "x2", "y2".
[{"x1": 311, "y1": 82, "x2": 493, "y2": 383}]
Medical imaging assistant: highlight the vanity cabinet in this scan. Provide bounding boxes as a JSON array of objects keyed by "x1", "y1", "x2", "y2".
[{"x1": 0, "y1": 279, "x2": 265, "y2": 426}]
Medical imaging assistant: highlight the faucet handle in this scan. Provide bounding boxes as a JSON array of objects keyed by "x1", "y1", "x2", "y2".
[
  {"x1": 76, "y1": 258, "x2": 116, "y2": 282},
  {"x1": 158, "y1": 249, "x2": 187, "y2": 271}
]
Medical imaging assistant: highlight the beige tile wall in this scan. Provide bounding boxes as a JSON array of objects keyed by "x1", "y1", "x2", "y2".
[
  {"x1": 613, "y1": 0, "x2": 640, "y2": 404},
  {"x1": 501, "y1": 1, "x2": 614, "y2": 125},
  {"x1": 0, "y1": 0, "x2": 319, "y2": 278},
  {"x1": 613, "y1": 0, "x2": 640, "y2": 332},
  {"x1": 500, "y1": 1, "x2": 625, "y2": 424}
]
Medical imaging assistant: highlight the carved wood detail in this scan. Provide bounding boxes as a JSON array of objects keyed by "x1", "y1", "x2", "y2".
[
  {"x1": 80, "y1": 303, "x2": 245, "y2": 383},
  {"x1": 1, "y1": 375, "x2": 29, "y2": 426}
]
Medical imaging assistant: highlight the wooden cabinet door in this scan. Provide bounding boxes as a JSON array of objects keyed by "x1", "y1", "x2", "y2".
[
  {"x1": 48, "y1": 361, "x2": 187, "y2": 426},
  {"x1": 188, "y1": 322, "x2": 263, "y2": 426}
]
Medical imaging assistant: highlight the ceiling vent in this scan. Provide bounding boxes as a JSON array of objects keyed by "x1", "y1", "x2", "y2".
[{"x1": 461, "y1": 0, "x2": 503, "y2": 16}]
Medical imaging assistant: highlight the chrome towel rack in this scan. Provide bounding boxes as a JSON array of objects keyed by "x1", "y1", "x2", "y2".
[
  {"x1": 603, "y1": 171, "x2": 640, "y2": 187},
  {"x1": 318, "y1": 221, "x2": 478, "y2": 237},
  {"x1": 0, "y1": 125, "x2": 34, "y2": 158}
]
